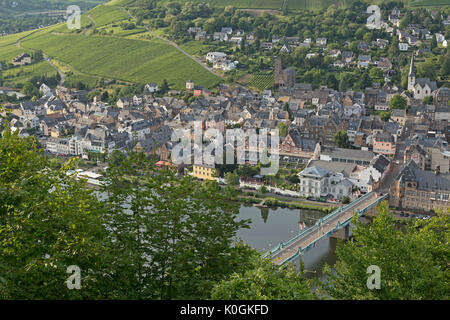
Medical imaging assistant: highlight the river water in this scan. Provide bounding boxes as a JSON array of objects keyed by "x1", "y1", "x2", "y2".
[{"x1": 235, "y1": 204, "x2": 339, "y2": 279}]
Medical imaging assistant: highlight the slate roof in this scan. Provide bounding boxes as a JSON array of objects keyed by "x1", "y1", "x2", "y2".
[{"x1": 396, "y1": 160, "x2": 450, "y2": 191}]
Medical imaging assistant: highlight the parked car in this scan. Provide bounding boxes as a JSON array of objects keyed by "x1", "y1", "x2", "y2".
[
  {"x1": 405, "y1": 213, "x2": 410, "y2": 217},
  {"x1": 400, "y1": 212, "x2": 404, "y2": 217}
]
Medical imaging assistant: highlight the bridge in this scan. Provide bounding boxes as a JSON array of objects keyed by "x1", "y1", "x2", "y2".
[{"x1": 264, "y1": 191, "x2": 389, "y2": 265}]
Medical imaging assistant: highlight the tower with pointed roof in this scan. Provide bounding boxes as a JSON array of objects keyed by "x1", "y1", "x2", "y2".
[{"x1": 408, "y1": 53, "x2": 416, "y2": 92}]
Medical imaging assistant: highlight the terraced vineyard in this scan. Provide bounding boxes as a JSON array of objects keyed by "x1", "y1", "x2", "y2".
[
  {"x1": 0, "y1": 1, "x2": 222, "y2": 90},
  {"x1": 19, "y1": 32, "x2": 221, "y2": 89},
  {"x1": 248, "y1": 74, "x2": 274, "y2": 91}
]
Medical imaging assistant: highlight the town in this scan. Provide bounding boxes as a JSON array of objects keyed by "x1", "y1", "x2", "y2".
[{"x1": 0, "y1": 0, "x2": 449, "y2": 303}]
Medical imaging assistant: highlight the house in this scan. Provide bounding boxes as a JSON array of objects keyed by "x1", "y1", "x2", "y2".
[
  {"x1": 373, "y1": 132, "x2": 396, "y2": 156},
  {"x1": 389, "y1": 160, "x2": 450, "y2": 213},
  {"x1": 145, "y1": 83, "x2": 159, "y2": 94},
  {"x1": 133, "y1": 95, "x2": 143, "y2": 106},
  {"x1": 341, "y1": 51, "x2": 355, "y2": 63},
  {"x1": 213, "y1": 32, "x2": 228, "y2": 41},
  {"x1": 391, "y1": 109, "x2": 406, "y2": 126},
  {"x1": 405, "y1": 136, "x2": 450, "y2": 173},
  {"x1": 117, "y1": 97, "x2": 131, "y2": 108},
  {"x1": 357, "y1": 55, "x2": 371, "y2": 68},
  {"x1": 286, "y1": 37, "x2": 300, "y2": 46},
  {"x1": 316, "y1": 37, "x2": 327, "y2": 48},
  {"x1": 193, "y1": 163, "x2": 216, "y2": 181},
  {"x1": 221, "y1": 27, "x2": 232, "y2": 34},
  {"x1": 206, "y1": 52, "x2": 227, "y2": 63},
  {"x1": 229, "y1": 36, "x2": 243, "y2": 44},
  {"x1": 398, "y1": 43, "x2": 409, "y2": 51},
  {"x1": 328, "y1": 49, "x2": 341, "y2": 58},
  {"x1": 260, "y1": 42, "x2": 273, "y2": 50},
  {"x1": 358, "y1": 41, "x2": 370, "y2": 52},
  {"x1": 434, "y1": 87, "x2": 450, "y2": 107},
  {"x1": 280, "y1": 129, "x2": 317, "y2": 155},
  {"x1": 298, "y1": 166, "x2": 353, "y2": 200},
  {"x1": 280, "y1": 44, "x2": 290, "y2": 54},
  {"x1": 11, "y1": 53, "x2": 31, "y2": 66},
  {"x1": 376, "y1": 57, "x2": 392, "y2": 71}
]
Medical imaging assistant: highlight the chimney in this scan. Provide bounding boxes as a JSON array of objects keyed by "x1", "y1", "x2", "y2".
[{"x1": 435, "y1": 165, "x2": 440, "y2": 175}]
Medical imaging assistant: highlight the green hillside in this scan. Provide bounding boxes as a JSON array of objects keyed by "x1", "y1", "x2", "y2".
[
  {"x1": 150, "y1": 0, "x2": 446, "y2": 10},
  {"x1": 20, "y1": 32, "x2": 220, "y2": 89},
  {"x1": 0, "y1": 1, "x2": 222, "y2": 89}
]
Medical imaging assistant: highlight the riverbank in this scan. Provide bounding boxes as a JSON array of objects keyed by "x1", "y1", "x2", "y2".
[{"x1": 236, "y1": 190, "x2": 336, "y2": 213}]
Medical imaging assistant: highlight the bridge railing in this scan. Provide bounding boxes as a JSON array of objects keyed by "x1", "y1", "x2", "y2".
[{"x1": 264, "y1": 192, "x2": 377, "y2": 259}]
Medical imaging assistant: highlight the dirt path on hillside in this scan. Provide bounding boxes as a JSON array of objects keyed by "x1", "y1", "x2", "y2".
[
  {"x1": 84, "y1": 14, "x2": 96, "y2": 36},
  {"x1": 44, "y1": 56, "x2": 66, "y2": 86}
]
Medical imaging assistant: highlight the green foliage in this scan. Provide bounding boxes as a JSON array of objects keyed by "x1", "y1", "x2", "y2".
[
  {"x1": 334, "y1": 130, "x2": 349, "y2": 148},
  {"x1": 0, "y1": 126, "x2": 111, "y2": 299},
  {"x1": 211, "y1": 254, "x2": 313, "y2": 300},
  {"x1": 321, "y1": 202, "x2": 449, "y2": 300},
  {"x1": 423, "y1": 96, "x2": 433, "y2": 104},
  {"x1": 0, "y1": 128, "x2": 255, "y2": 299},
  {"x1": 379, "y1": 111, "x2": 391, "y2": 122},
  {"x1": 277, "y1": 122, "x2": 288, "y2": 137},
  {"x1": 389, "y1": 95, "x2": 407, "y2": 110},
  {"x1": 342, "y1": 196, "x2": 350, "y2": 204},
  {"x1": 225, "y1": 171, "x2": 240, "y2": 185}
]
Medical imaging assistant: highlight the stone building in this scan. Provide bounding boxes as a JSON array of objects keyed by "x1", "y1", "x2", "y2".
[
  {"x1": 274, "y1": 57, "x2": 296, "y2": 88},
  {"x1": 390, "y1": 160, "x2": 450, "y2": 213}
]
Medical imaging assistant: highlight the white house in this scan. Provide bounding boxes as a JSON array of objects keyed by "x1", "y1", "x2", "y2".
[
  {"x1": 398, "y1": 43, "x2": 409, "y2": 51},
  {"x1": 145, "y1": 83, "x2": 159, "y2": 93},
  {"x1": 206, "y1": 52, "x2": 227, "y2": 63},
  {"x1": 298, "y1": 166, "x2": 353, "y2": 200}
]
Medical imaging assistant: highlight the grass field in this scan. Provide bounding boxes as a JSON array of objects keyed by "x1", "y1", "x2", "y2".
[{"x1": 19, "y1": 32, "x2": 221, "y2": 89}]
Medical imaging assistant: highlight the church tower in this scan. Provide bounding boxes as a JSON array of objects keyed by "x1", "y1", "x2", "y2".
[
  {"x1": 408, "y1": 53, "x2": 416, "y2": 92},
  {"x1": 274, "y1": 57, "x2": 283, "y2": 88}
]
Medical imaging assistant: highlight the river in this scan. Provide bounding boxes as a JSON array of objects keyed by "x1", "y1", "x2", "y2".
[{"x1": 235, "y1": 204, "x2": 339, "y2": 279}]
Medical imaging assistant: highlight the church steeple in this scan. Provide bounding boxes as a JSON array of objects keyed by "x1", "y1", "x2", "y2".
[
  {"x1": 408, "y1": 53, "x2": 416, "y2": 92},
  {"x1": 409, "y1": 53, "x2": 415, "y2": 77}
]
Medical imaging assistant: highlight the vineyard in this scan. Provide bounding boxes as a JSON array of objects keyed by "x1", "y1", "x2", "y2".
[{"x1": 248, "y1": 74, "x2": 274, "y2": 91}]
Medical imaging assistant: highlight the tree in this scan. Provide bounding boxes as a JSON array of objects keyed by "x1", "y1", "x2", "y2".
[
  {"x1": 334, "y1": 130, "x2": 349, "y2": 148},
  {"x1": 389, "y1": 95, "x2": 407, "y2": 110},
  {"x1": 321, "y1": 202, "x2": 449, "y2": 299},
  {"x1": 342, "y1": 196, "x2": 350, "y2": 204},
  {"x1": 160, "y1": 79, "x2": 170, "y2": 94},
  {"x1": 0, "y1": 125, "x2": 112, "y2": 299},
  {"x1": 22, "y1": 81, "x2": 39, "y2": 97},
  {"x1": 431, "y1": 34, "x2": 438, "y2": 50},
  {"x1": 277, "y1": 122, "x2": 288, "y2": 137},
  {"x1": 380, "y1": 111, "x2": 391, "y2": 122},
  {"x1": 211, "y1": 254, "x2": 313, "y2": 300},
  {"x1": 423, "y1": 96, "x2": 433, "y2": 105},
  {"x1": 0, "y1": 126, "x2": 256, "y2": 299},
  {"x1": 225, "y1": 171, "x2": 239, "y2": 186},
  {"x1": 101, "y1": 151, "x2": 254, "y2": 299}
]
